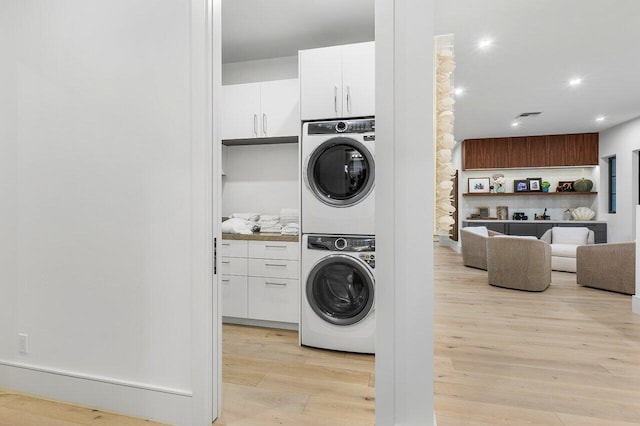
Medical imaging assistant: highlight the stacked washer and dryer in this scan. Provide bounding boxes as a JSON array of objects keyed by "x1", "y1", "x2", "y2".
[{"x1": 300, "y1": 118, "x2": 376, "y2": 354}]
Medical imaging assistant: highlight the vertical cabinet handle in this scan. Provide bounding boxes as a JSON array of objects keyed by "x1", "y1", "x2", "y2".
[
  {"x1": 334, "y1": 85, "x2": 338, "y2": 113},
  {"x1": 346, "y1": 86, "x2": 351, "y2": 113},
  {"x1": 253, "y1": 114, "x2": 258, "y2": 136},
  {"x1": 262, "y1": 113, "x2": 267, "y2": 136}
]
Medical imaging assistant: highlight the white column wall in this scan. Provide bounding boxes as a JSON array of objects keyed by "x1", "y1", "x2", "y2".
[
  {"x1": 0, "y1": 2, "x2": 214, "y2": 424},
  {"x1": 376, "y1": 0, "x2": 435, "y2": 424},
  {"x1": 599, "y1": 116, "x2": 640, "y2": 242}
]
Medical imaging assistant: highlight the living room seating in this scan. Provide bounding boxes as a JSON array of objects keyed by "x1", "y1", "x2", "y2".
[
  {"x1": 576, "y1": 242, "x2": 636, "y2": 295},
  {"x1": 460, "y1": 226, "x2": 502, "y2": 270},
  {"x1": 540, "y1": 227, "x2": 594, "y2": 272},
  {"x1": 487, "y1": 235, "x2": 551, "y2": 291}
]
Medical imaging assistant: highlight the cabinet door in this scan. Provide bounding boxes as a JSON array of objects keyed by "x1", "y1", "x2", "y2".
[
  {"x1": 247, "y1": 277, "x2": 299, "y2": 323},
  {"x1": 248, "y1": 241, "x2": 298, "y2": 260},
  {"x1": 508, "y1": 223, "x2": 537, "y2": 237},
  {"x1": 221, "y1": 275, "x2": 247, "y2": 318},
  {"x1": 342, "y1": 42, "x2": 375, "y2": 118},
  {"x1": 300, "y1": 45, "x2": 342, "y2": 120},
  {"x1": 220, "y1": 83, "x2": 261, "y2": 140},
  {"x1": 260, "y1": 79, "x2": 299, "y2": 138},
  {"x1": 248, "y1": 258, "x2": 299, "y2": 280}
]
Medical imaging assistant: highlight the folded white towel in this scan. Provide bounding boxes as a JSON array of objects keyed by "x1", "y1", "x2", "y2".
[
  {"x1": 259, "y1": 215, "x2": 280, "y2": 222},
  {"x1": 260, "y1": 224, "x2": 283, "y2": 233},
  {"x1": 281, "y1": 222, "x2": 299, "y2": 235},
  {"x1": 231, "y1": 212, "x2": 260, "y2": 222}
]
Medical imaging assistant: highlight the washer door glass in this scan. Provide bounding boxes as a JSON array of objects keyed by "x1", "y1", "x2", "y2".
[
  {"x1": 307, "y1": 255, "x2": 374, "y2": 326},
  {"x1": 307, "y1": 137, "x2": 375, "y2": 207}
]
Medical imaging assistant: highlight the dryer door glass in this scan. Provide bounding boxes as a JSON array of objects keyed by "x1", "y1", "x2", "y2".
[
  {"x1": 307, "y1": 137, "x2": 375, "y2": 207},
  {"x1": 307, "y1": 256, "x2": 374, "y2": 326}
]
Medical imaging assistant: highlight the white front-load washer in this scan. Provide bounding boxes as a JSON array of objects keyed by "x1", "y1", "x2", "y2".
[
  {"x1": 301, "y1": 118, "x2": 375, "y2": 235},
  {"x1": 301, "y1": 234, "x2": 375, "y2": 354}
]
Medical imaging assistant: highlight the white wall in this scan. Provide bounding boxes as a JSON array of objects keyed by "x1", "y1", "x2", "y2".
[
  {"x1": 0, "y1": 2, "x2": 208, "y2": 424},
  {"x1": 376, "y1": 0, "x2": 435, "y2": 424},
  {"x1": 599, "y1": 116, "x2": 640, "y2": 242},
  {"x1": 222, "y1": 143, "x2": 298, "y2": 216},
  {"x1": 222, "y1": 56, "x2": 298, "y2": 85}
]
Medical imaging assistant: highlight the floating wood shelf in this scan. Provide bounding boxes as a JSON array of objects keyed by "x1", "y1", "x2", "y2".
[{"x1": 463, "y1": 191, "x2": 597, "y2": 197}]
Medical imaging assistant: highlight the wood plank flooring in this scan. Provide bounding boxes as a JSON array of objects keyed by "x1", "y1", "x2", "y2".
[{"x1": 2, "y1": 245, "x2": 640, "y2": 425}]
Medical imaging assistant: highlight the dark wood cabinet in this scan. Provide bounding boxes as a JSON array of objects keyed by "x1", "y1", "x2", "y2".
[
  {"x1": 462, "y1": 133, "x2": 598, "y2": 170},
  {"x1": 462, "y1": 221, "x2": 607, "y2": 243}
]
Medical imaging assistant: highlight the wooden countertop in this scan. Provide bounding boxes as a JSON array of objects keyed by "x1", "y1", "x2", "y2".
[{"x1": 222, "y1": 232, "x2": 299, "y2": 242}]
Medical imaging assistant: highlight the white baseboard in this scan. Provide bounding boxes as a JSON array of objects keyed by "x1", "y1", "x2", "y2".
[
  {"x1": 223, "y1": 316, "x2": 299, "y2": 331},
  {"x1": 0, "y1": 360, "x2": 192, "y2": 425},
  {"x1": 633, "y1": 295, "x2": 640, "y2": 315}
]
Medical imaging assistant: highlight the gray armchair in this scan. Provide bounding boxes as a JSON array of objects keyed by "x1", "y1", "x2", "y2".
[
  {"x1": 576, "y1": 242, "x2": 635, "y2": 295},
  {"x1": 460, "y1": 226, "x2": 502, "y2": 270},
  {"x1": 487, "y1": 236, "x2": 552, "y2": 292}
]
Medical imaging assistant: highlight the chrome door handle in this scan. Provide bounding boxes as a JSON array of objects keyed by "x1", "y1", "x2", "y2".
[
  {"x1": 262, "y1": 113, "x2": 267, "y2": 136},
  {"x1": 346, "y1": 86, "x2": 351, "y2": 113},
  {"x1": 253, "y1": 114, "x2": 258, "y2": 136},
  {"x1": 334, "y1": 85, "x2": 338, "y2": 113}
]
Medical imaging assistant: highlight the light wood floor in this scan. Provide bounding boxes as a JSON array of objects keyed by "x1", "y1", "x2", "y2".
[{"x1": 2, "y1": 245, "x2": 640, "y2": 425}]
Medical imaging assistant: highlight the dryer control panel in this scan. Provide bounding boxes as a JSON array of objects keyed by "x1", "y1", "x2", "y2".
[
  {"x1": 307, "y1": 235, "x2": 375, "y2": 252},
  {"x1": 308, "y1": 119, "x2": 375, "y2": 135}
]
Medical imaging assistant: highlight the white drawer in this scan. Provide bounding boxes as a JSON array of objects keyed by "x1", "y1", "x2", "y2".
[
  {"x1": 247, "y1": 277, "x2": 299, "y2": 323},
  {"x1": 248, "y1": 241, "x2": 299, "y2": 260},
  {"x1": 248, "y1": 258, "x2": 299, "y2": 279},
  {"x1": 220, "y1": 240, "x2": 248, "y2": 257},
  {"x1": 220, "y1": 256, "x2": 248, "y2": 276},
  {"x1": 221, "y1": 275, "x2": 247, "y2": 318}
]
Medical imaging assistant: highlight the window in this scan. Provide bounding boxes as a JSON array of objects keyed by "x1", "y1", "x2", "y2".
[{"x1": 609, "y1": 156, "x2": 616, "y2": 213}]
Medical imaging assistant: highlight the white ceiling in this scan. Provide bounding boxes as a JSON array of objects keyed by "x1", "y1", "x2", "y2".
[{"x1": 222, "y1": 0, "x2": 640, "y2": 141}]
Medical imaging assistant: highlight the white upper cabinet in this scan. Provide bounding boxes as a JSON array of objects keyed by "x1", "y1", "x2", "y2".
[
  {"x1": 220, "y1": 79, "x2": 299, "y2": 140},
  {"x1": 300, "y1": 41, "x2": 375, "y2": 120}
]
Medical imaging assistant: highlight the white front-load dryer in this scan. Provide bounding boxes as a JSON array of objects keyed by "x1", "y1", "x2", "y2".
[
  {"x1": 301, "y1": 119, "x2": 375, "y2": 235},
  {"x1": 301, "y1": 234, "x2": 375, "y2": 354}
]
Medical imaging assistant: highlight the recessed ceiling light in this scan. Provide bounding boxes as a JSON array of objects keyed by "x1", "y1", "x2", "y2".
[
  {"x1": 478, "y1": 38, "x2": 493, "y2": 49},
  {"x1": 569, "y1": 77, "x2": 583, "y2": 87},
  {"x1": 454, "y1": 87, "x2": 465, "y2": 96},
  {"x1": 511, "y1": 122, "x2": 520, "y2": 127},
  {"x1": 595, "y1": 115, "x2": 606, "y2": 122}
]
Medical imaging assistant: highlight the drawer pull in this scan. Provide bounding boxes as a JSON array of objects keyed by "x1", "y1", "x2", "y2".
[
  {"x1": 221, "y1": 260, "x2": 231, "y2": 264},
  {"x1": 265, "y1": 263, "x2": 287, "y2": 267},
  {"x1": 265, "y1": 245, "x2": 287, "y2": 249},
  {"x1": 265, "y1": 281, "x2": 287, "y2": 286},
  {"x1": 221, "y1": 279, "x2": 230, "y2": 283}
]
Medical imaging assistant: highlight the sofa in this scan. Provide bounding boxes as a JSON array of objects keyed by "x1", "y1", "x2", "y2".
[
  {"x1": 487, "y1": 236, "x2": 552, "y2": 291},
  {"x1": 576, "y1": 242, "x2": 636, "y2": 295},
  {"x1": 460, "y1": 226, "x2": 502, "y2": 270},
  {"x1": 540, "y1": 227, "x2": 594, "y2": 272}
]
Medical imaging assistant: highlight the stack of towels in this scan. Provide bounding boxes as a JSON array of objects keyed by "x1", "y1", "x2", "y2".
[
  {"x1": 223, "y1": 209, "x2": 300, "y2": 236},
  {"x1": 257, "y1": 215, "x2": 282, "y2": 233},
  {"x1": 279, "y1": 208, "x2": 299, "y2": 236}
]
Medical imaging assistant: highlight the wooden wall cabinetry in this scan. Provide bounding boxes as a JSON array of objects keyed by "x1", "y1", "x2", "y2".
[{"x1": 463, "y1": 133, "x2": 598, "y2": 170}]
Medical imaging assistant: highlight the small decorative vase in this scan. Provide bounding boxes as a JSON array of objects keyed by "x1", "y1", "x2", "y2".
[
  {"x1": 542, "y1": 187, "x2": 549, "y2": 192},
  {"x1": 573, "y1": 178, "x2": 593, "y2": 192}
]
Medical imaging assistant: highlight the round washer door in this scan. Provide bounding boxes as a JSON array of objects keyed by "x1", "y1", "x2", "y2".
[
  {"x1": 306, "y1": 254, "x2": 375, "y2": 326},
  {"x1": 305, "y1": 137, "x2": 375, "y2": 207}
]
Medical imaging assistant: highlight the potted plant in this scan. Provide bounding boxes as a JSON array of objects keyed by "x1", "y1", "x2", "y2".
[{"x1": 541, "y1": 181, "x2": 551, "y2": 192}]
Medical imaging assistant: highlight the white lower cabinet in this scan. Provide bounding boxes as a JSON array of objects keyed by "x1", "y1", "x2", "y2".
[
  {"x1": 221, "y1": 239, "x2": 299, "y2": 326},
  {"x1": 247, "y1": 277, "x2": 299, "y2": 323}
]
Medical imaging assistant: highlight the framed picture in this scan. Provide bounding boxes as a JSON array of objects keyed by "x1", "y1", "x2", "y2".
[
  {"x1": 468, "y1": 177, "x2": 491, "y2": 193},
  {"x1": 557, "y1": 181, "x2": 574, "y2": 192},
  {"x1": 514, "y1": 179, "x2": 529, "y2": 192},
  {"x1": 478, "y1": 206, "x2": 490, "y2": 218},
  {"x1": 528, "y1": 177, "x2": 542, "y2": 192},
  {"x1": 496, "y1": 206, "x2": 509, "y2": 220}
]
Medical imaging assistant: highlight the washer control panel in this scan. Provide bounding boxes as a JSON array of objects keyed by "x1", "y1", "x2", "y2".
[
  {"x1": 307, "y1": 235, "x2": 375, "y2": 253},
  {"x1": 308, "y1": 119, "x2": 375, "y2": 135}
]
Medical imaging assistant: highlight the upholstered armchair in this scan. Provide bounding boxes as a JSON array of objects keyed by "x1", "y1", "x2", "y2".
[
  {"x1": 460, "y1": 226, "x2": 502, "y2": 270},
  {"x1": 487, "y1": 236, "x2": 552, "y2": 292},
  {"x1": 576, "y1": 242, "x2": 636, "y2": 295},
  {"x1": 540, "y1": 227, "x2": 594, "y2": 272}
]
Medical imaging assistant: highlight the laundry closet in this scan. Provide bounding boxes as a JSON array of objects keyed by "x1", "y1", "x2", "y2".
[{"x1": 219, "y1": 3, "x2": 376, "y2": 355}]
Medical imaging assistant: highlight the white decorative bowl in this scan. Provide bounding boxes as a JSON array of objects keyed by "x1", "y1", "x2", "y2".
[{"x1": 571, "y1": 207, "x2": 595, "y2": 221}]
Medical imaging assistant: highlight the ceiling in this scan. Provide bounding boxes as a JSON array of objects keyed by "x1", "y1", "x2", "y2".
[{"x1": 222, "y1": 0, "x2": 640, "y2": 141}]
